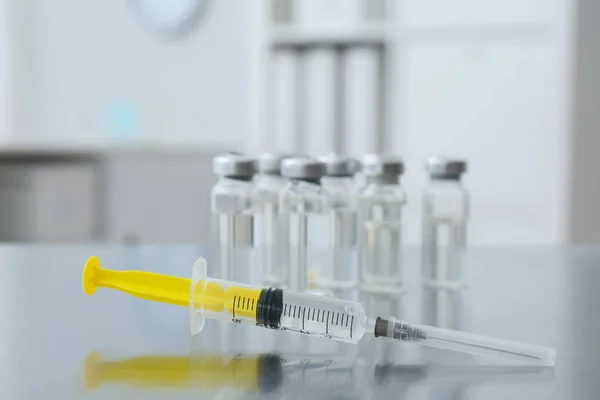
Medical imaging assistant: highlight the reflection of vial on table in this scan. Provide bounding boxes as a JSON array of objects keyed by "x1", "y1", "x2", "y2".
[
  {"x1": 254, "y1": 153, "x2": 291, "y2": 287},
  {"x1": 211, "y1": 154, "x2": 258, "y2": 283},
  {"x1": 421, "y1": 157, "x2": 468, "y2": 330},
  {"x1": 320, "y1": 154, "x2": 359, "y2": 300},
  {"x1": 280, "y1": 157, "x2": 329, "y2": 293}
]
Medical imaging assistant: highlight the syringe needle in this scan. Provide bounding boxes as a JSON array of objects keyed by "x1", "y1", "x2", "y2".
[{"x1": 372, "y1": 317, "x2": 555, "y2": 366}]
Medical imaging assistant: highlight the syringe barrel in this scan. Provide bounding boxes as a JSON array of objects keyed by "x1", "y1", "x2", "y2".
[
  {"x1": 190, "y1": 258, "x2": 368, "y2": 343},
  {"x1": 277, "y1": 290, "x2": 367, "y2": 342}
]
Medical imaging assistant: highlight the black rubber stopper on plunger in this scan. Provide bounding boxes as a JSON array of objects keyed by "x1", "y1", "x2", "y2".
[{"x1": 257, "y1": 288, "x2": 283, "y2": 328}]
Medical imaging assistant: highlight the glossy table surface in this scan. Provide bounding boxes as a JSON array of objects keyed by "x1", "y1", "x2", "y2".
[{"x1": 0, "y1": 245, "x2": 596, "y2": 399}]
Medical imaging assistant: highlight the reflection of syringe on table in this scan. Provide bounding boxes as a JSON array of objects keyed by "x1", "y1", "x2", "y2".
[
  {"x1": 82, "y1": 256, "x2": 555, "y2": 365},
  {"x1": 84, "y1": 352, "x2": 286, "y2": 392},
  {"x1": 83, "y1": 352, "x2": 554, "y2": 396}
]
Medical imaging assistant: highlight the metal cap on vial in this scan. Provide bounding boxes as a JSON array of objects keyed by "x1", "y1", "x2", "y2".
[
  {"x1": 425, "y1": 156, "x2": 467, "y2": 180},
  {"x1": 361, "y1": 154, "x2": 404, "y2": 184},
  {"x1": 319, "y1": 153, "x2": 359, "y2": 177},
  {"x1": 258, "y1": 153, "x2": 292, "y2": 175},
  {"x1": 213, "y1": 153, "x2": 258, "y2": 179},
  {"x1": 281, "y1": 157, "x2": 326, "y2": 181}
]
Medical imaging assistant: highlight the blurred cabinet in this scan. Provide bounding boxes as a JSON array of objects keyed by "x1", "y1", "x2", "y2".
[
  {"x1": 0, "y1": 151, "x2": 218, "y2": 245},
  {"x1": 0, "y1": 158, "x2": 99, "y2": 242},
  {"x1": 104, "y1": 153, "x2": 216, "y2": 245}
]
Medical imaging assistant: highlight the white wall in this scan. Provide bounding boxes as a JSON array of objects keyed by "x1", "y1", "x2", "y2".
[{"x1": 18, "y1": 0, "x2": 252, "y2": 148}]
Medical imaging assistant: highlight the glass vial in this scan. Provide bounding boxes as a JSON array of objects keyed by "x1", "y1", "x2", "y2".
[
  {"x1": 254, "y1": 153, "x2": 290, "y2": 287},
  {"x1": 358, "y1": 155, "x2": 406, "y2": 294},
  {"x1": 320, "y1": 154, "x2": 359, "y2": 299},
  {"x1": 211, "y1": 153, "x2": 258, "y2": 283},
  {"x1": 280, "y1": 157, "x2": 329, "y2": 293},
  {"x1": 421, "y1": 157, "x2": 468, "y2": 329}
]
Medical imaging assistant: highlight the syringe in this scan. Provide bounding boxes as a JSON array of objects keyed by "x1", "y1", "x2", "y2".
[{"x1": 82, "y1": 256, "x2": 555, "y2": 366}]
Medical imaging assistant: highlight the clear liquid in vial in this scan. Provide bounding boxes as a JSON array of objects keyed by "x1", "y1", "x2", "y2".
[
  {"x1": 213, "y1": 213, "x2": 257, "y2": 284},
  {"x1": 286, "y1": 213, "x2": 329, "y2": 293},
  {"x1": 360, "y1": 202, "x2": 403, "y2": 292},
  {"x1": 255, "y1": 202, "x2": 283, "y2": 287},
  {"x1": 421, "y1": 217, "x2": 466, "y2": 329},
  {"x1": 328, "y1": 209, "x2": 358, "y2": 299}
]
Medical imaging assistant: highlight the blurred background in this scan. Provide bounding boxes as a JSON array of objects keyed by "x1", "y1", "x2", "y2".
[{"x1": 0, "y1": 0, "x2": 596, "y2": 246}]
